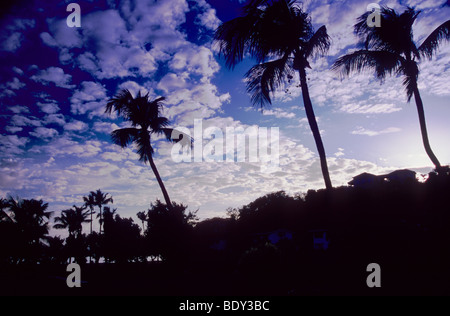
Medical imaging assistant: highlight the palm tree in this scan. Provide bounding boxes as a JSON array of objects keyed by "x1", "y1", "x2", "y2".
[
  {"x1": 83, "y1": 194, "x2": 96, "y2": 235},
  {"x1": 54, "y1": 205, "x2": 91, "y2": 239},
  {"x1": 106, "y1": 90, "x2": 189, "y2": 208},
  {"x1": 83, "y1": 190, "x2": 113, "y2": 234},
  {"x1": 333, "y1": 7, "x2": 450, "y2": 171},
  {"x1": 214, "y1": 0, "x2": 333, "y2": 189},
  {"x1": 137, "y1": 211, "x2": 147, "y2": 232},
  {"x1": 99, "y1": 206, "x2": 117, "y2": 235},
  {"x1": 7, "y1": 197, "x2": 52, "y2": 246}
]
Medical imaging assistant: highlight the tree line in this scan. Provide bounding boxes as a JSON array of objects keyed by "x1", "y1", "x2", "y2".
[{"x1": 1, "y1": 168, "x2": 449, "y2": 267}]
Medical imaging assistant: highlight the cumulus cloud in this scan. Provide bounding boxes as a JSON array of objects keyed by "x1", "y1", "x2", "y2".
[
  {"x1": 64, "y1": 120, "x2": 88, "y2": 132},
  {"x1": 30, "y1": 67, "x2": 75, "y2": 89},
  {"x1": 0, "y1": 135, "x2": 29, "y2": 156},
  {"x1": 70, "y1": 81, "x2": 107, "y2": 118},
  {"x1": 37, "y1": 102, "x2": 60, "y2": 114},
  {"x1": 29, "y1": 127, "x2": 59, "y2": 139}
]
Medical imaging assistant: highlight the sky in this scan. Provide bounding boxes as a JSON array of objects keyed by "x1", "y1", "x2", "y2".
[{"x1": 0, "y1": 0, "x2": 449, "y2": 235}]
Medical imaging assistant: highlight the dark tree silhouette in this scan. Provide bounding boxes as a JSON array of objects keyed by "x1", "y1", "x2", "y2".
[
  {"x1": 106, "y1": 90, "x2": 190, "y2": 209},
  {"x1": 82, "y1": 193, "x2": 96, "y2": 235},
  {"x1": 214, "y1": 0, "x2": 333, "y2": 190},
  {"x1": 137, "y1": 211, "x2": 147, "y2": 232},
  {"x1": 333, "y1": 7, "x2": 450, "y2": 171},
  {"x1": 83, "y1": 189, "x2": 113, "y2": 234},
  {"x1": 144, "y1": 200, "x2": 198, "y2": 262},
  {"x1": 54, "y1": 205, "x2": 91, "y2": 239},
  {"x1": 4, "y1": 197, "x2": 52, "y2": 263},
  {"x1": 103, "y1": 207, "x2": 142, "y2": 263}
]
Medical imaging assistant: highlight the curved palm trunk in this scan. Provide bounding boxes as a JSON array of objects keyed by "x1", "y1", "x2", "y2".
[
  {"x1": 298, "y1": 67, "x2": 333, "y2": 190},
  {"x1": 413, "y1": 86, "x2": 442, "y2": 170},
  {"x1": 148, "y1": 154, "x2": 173, "y2": 209}
]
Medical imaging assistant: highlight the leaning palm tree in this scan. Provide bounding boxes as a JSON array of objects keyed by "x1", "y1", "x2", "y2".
[
  {"x1": 83, "y1": 190, "x2": 113, "y2": 234},
  {"x1": 214, "y1": 0, "x2": 333, "y2": 189},
  {"x1": 333, "y1": 7, "x2": 450, "y2": 170},
  {"x1": 106, "y1": 90, "x2": 189, "y2": 208},
  {"x1": 54, "y1": 205, "x2": 91, "y2": 239}
]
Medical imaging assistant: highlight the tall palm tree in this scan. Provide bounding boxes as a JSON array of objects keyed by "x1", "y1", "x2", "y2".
[
  {"x1": 83, "y1": 194, "x2": 96, "y2": 235},
  {"x1": 83, "y1": 190, "x2": 113, "y2": 234},
  {"x1": 333, "y1": 7, "x2": 450, "y2": 171},
  {"x1": 54, "y1": 205, "x2": 91, "y2": 238},
  {"x1": 214, "y1": 0, "x2": 333, "y2": 189},
  {"x1": 106, "y1": 90, "x2": 189, "y2": 208}
]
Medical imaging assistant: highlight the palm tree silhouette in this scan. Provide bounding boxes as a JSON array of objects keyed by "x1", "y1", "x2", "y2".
[
  {"x1": 83, "y1": 194, "x2": 96, "y2": 235},
  {"x1": 333, "y1": 7, "x2": 450, "y2": 170},
  {"x1": 54, "y1": 205, "x2": 91, "y2": 238},
  {"x1": 137, "y1": 211, "x2": 147, "y2": 232},
  {"x1": 99, "y1": 206, "x2": 117, "y2": 234},
  {"x1": 214, "y1": 0, "x2": 333, "y2": 189},
  {"x1": 7, "y1": 197, "x2": 52, "y2": 246},
  {"x1": 83, "y1": 190, "x2": 113, "y2": 234},
  {"x1": 106, "y1": 89, "x2": 189, "y2": 208}
]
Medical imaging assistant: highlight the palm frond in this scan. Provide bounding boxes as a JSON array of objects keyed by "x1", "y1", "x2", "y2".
[
  {"x1": 332, "y1": 50, "x2": 403, "y2": 81},
  {"x1": 245, "y1": 55, "x2": 292, "y2": 108},
  {"x1": 419, "y1": 20, "x2": 450, "y2": 59},
  {"x1": 214, "y1": 12, "x2": 264, "y2": 68},
  {"x1": 355, "y1": 6, "x2": 420, "y2": 58},
  {"x1": 105, "y1": 89, "x2": 134, "y2": 116},
  {"x1": 157, "y1": 128, "x2": 193, "y2": 148},
  {"x1": 304, "y1": 25, "x2": 331, "y2": 59},
  {"x1": 110, "y1": 128, "x2": 139, "y2": 148},
  {"x1": 398, "y1": 61, "x2": 419, "y2": 101},
  {"x1": 134, "y1": 130, "x2": 154, "y2": 164}
]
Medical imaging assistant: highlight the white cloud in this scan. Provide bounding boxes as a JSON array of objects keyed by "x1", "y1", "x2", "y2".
[
  {"x1": 44, "y1": 114, "x2": 66, "y2": 126},
  {"x1": 262, "y1": 107, "x2": 296, "y2": 119},
  {"x1": 339, "y1": 102, "x2": 403, "y2": 114},
  {"x1": 40, "y1": 32, "x2": 58, "y2": 47},
  {"x1": 351, "y1": 126, "x2": 402, "y2": 137},
  {"x1": 70, "y1": 81, "x2": 107, "y2": 118},
  {"x1": 11, "y1": 115, "x2": 42, "y2": 127},
  {"x1": 8, "y1": 105, "x2": 29, "y2": 114},
  {"x1": 0, "y1": 19, "x2": 35, "y2": 52},
  {"x1": 6, "y1": 78, "x2": 25, "y2": 90},
  {"x1": 5, "y1": 126, "x2": 23, "y2": 133},
  {"x1": 0, "y1": 135, "x2": 29, "y2": 156},
  {"x1": 30, "y1": 67, "x2": 75, "y2": 89},
  {"x1": 93, "y1": 121, "x2": 120, "y2": 134},
  {"x1": 37, "y1": 102, "x2": 60, "y2": 114},
  {"x1": 64, "y1": 120, "x2": 88, "y2": 132},
  {"x1": 29, "y1": 127, "x2": 59, "y2": 139},
  {"x1": 117, "y1": 81, "x2": 151, "y2": 97}
]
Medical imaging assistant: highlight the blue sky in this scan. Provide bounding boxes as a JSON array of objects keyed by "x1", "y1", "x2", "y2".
[{"x1": 0, "y1": 0, "x2": 449, "y2": 234}]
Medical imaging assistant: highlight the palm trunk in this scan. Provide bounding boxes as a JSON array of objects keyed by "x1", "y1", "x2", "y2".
[
  {"x1": 90, "y1": 208, "x2": 93, "y2": 235},
  {"x1": 98, "y1": 206, "x2": 102, "y2": 234},
  {"x1": 413, "y1": 86, "x2": 442, "y2": 170},
  {"x1": 148, "y1": 154, "x2": 173, "y2": 209},
  {"x1": 298, "y1": 67, "x2": 333, "y2": 190}
]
